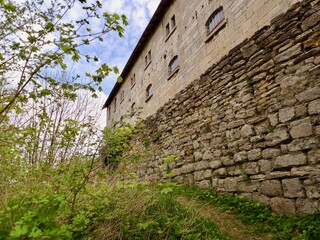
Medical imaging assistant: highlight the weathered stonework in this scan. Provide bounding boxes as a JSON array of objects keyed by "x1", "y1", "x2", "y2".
[{"x1": 127, "y1": 0, "x2": 320, "y2": 215}]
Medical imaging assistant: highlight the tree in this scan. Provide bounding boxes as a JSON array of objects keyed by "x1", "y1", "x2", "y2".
[{"x1": 0, "y1": 0, "x2": 127, "y2": 123}]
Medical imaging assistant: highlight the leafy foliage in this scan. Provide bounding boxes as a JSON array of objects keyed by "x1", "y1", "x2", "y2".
[
  {"x1": 0, "y1": 0, "x2": 128, "y2": 122},
  {"x1": 177, "y1": 185, "x2": 320, "y2": 240}
]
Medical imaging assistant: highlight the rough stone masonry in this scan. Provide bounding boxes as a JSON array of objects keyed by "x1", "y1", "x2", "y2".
[{"x1": 129, "y1": 0, "x2": 320, "y2": 215}]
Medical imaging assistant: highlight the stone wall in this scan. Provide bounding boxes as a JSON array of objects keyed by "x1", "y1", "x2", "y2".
[
  {"x1": 131, "y1": 0, "x2": 320, "y2": 215},
  {"x1": 107, "y1": 0, "x2": 298, "y2": 127}
]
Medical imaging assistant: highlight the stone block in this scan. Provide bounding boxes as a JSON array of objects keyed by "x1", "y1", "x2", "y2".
[
  {"x1": 268, "y1": 113, "x2": 279, "y2": 126},
  {"x1": 196, "y1": 180, "x2": 211, "y2": 189},
  {"x1": 213, "y1": 150, "x2": 222, "y2": 157},
  {"x1": 209, "y1": 160, "x2": 222, "y2": 169},
  {"x1": 173, "y1": 176, "x2": 184, "y2": 183},
  {"x1": 308, "y1": 99, "x2": 320, "y2": 115},
  {"x1": 282, "y1": 178, "x2": 305, "y2": 198},
  {"x1": 259, "y1": 160, "x2": 273, "y2": 173},
  {"x1": 301, "y1": 11, "x2": 320, "y2": 31},
  {"x1": 238, "y1": 181, "x2": 260, "y2": 193},
  {"x1": 240, "y1": 124, "x2": 255, "y2": 137},
  {"x1": 213, "y1": 168, "x2": 228, "y2": 177},
  {"x1": 227, "y1": 165, "x2": 242, "y2": 176},
  {"x1": 296, "y1": 86, "x2": 320, "y2": 102},
  {"x1": 308, "y1": 150, "x2": 320, "y2": 165},
  {"x1": 291, "y1": 166, "x2": 313, "y2": 177},
  {"x1": 289, "y1": 117, "x2": 313, "y2": 139},
  {"x1": 251, "y1": 193, "x2": 270, "y2": 206},
  {"x1": 181, "y1": 163, "x2": 194, "y2": 174},
  {"x1": 260, "y1": 59, "x2": 274, "y2": 71},
  {"x1": 186, "y1": 174, "x2": 194, "y2": 184},
  {"x1": 194, "y1": 161, "x2": 209, "y2": 171},
  {"x1": 241, "y1": 43, "x2": 258, "y2": 59},
  {"x1": 305, "y1": 185, "x2": 320, "y2": 198},
  {"x1": 224, "y1": 177, "x2": 238, "y2": 192},
  {"x1": 172, "y1": 168, "x2": 181, "y2": 177},
  {"x1": 296, "y1": 198, "x2": 319, "y2": 214},
  {"x1": 194, "y1": 151, "x2": 203, "y2": 161},
  {"x1": 203, "y1": 151, "x2": 213, "y2": 160},
  {"x1": 262, "y1": 148, "x2": 281, "y2": 159},
  {"x1": 287, "y1": 137, "x2": 319, "y2": 152},
  {"x1": 260, "y1": 180, "x2": 283, "y2": 197},
  {"x1": 243, "y1": 162, "x2": 260, "y2": 175},
  {"x1": 265, "y1": 128, "x2": 291, "y2": 147},
  {"x1": 266, "y1": 171, "x2": 291, "y2": 179},
  {"x1": 274, "y1": 153, "x2": 307, "y2": 169},
  {"x1": 193, "y1": 141, "x2": 200, "y2": 149},
  {"x1": 194, "y1": 169, "x2": 212, "y2": 181},
  {"x1": 248, "y1": 149, "x2": 262, "y2": 161},
  {"x1": 250, "y1": 174, "x2": 266, "y2": 181},
  {"x1": 212, "y1": 178, "x2": 218, "y2": 188},
  {"x1": 279, "y1": 107, "x2": 295, "y2": 123},
  {"x1": 234, "y1": 151, "x2": 248, "y2": 163},
  {"x1": 254, "y1": 120, "x2": 269, "y2": 135},
  {"x1": 221, "y1": 156, "x2": 234, "y2": 166},
  {"x1": 270, "y1": 197, "x2": 296, "y2": 215},
  {"x1": 228, "y1": 119, "x2": 246, "y2": 129},
  {"x1": 295, "y1": 104, "x2": 307, "y2": 118},
  {"x1": 274, "y1": 43, "x2": 301, "y2": 63}
]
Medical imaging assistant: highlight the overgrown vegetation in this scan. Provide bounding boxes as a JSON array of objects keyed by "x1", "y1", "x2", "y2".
[
  {"x1": 1, "y1": 1, "x2": 319, "y2": 240},
  {"x1": 176, "y1": 185, "x2": 320, "y2": 240}
]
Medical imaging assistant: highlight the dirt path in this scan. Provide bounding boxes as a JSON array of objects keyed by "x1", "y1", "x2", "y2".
[{"x1": 176, "y1": 196, "x2": 273, "y2": 240}]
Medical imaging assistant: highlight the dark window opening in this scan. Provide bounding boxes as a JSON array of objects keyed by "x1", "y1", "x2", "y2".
[
  {"x1": 146, "y1": 84, "x2": 153, "y2": 101},
  {"x1": 168, "y1": 55, "x2": 180, "y2": 78}
]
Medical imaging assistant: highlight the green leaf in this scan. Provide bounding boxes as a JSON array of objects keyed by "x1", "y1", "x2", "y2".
[
  {"x1": 4, "y1": 3, "x2": 16, "y2": 12},
  {"x1": 160, "y1": 187, "x2": 173, "y2": 195},
  {"x1": 117, "y1": 76, "x2": 123, "y2": 83},
  {"x1": 10, "y1": 224, "x2": 28, "y2": 238},
  {"x1": 45, "y1": 22, "x2": 54, "y2": 32}
]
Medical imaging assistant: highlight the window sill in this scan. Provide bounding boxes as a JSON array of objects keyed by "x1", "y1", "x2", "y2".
[
  {"x1": 145, "y1": 94, "x2": 153, "y2": 102},
  {"x1": 165, "y1": 26, "x2": 176, "y2": 42},
  {"x1": 167, "y1": 66, "x2": 180, "y2": 80},
  {"x1": 205, "y1": 19, "x2": 227, "y2": 43},
  {"x1": 144, "y1": 61, "x2": 152, "y2": 70}
]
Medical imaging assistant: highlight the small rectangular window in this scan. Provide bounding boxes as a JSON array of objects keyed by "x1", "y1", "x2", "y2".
[
  {"x1": 148, "y1": 50, "x2": 151, "y2": 62},
  {"x1": 171, "y1": 15, "x2": 176, "y2": 29},
  {"x1": 113, "y1": 98, "x2": 116, "y2": 112},
  {"x1": 166, "y1": 23, "x2": 170, "y2": 36},
  {"x1": 130, "y1": 74, "x2": 135, "y2": 88},
  {"x1": 120, "y1": 90, "x2": 124, "y2": 103},
  {"x1": 145, "y1": 55, "x2": 148, "y2": 66}
]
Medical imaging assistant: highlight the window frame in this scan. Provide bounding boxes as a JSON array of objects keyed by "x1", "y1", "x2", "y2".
[
  {"x1": 113, "y1": 98, "x2": 116, "y2": 112},
  {"x1": 145, "y1": 84, "x2": 153, "y2": 102},
  {"x1": 205, "y1": 7, "x2": 227, "y2": 42},
  {"x1": 165, "y1": 14, "x2": 177, "y2": 42},
  {"x1": 168, "y1": 55, "x2": 180, "y2": 80},
  {"x1": 120, "y1": 90, "x2": 124, "y2": 103},
  {"x1": 130, "y1": 74, "x2": 136, "y2": 88},
  {"x1": 145, "y1": 50, "x2": 152, "y2": 69}
]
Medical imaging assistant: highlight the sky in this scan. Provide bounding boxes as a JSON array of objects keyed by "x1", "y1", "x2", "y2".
[
  {"x1": 69, "y1": 0, "x2": 161, "y2": 126},
  {"x1": 71, "y1": 0, "x2": 161, "y2": 97}
]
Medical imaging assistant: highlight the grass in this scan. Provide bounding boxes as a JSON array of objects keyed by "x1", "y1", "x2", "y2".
[
  {"x1": 1, "y1": 179, "x2": 319, "y2": 239},
  {"x1": 175, "y1": 185, "x2": 320, "y2": 240}
]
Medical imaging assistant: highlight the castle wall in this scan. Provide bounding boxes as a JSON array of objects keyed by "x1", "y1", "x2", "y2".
[
  {"x1": 132, "y1": 0, "x2": 320, "y2": 215},
  {"x1": 107, "y1": 0, "x2": 298, "y2": 127}
]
